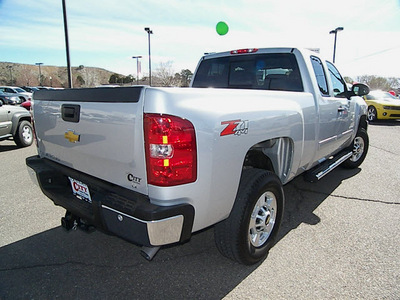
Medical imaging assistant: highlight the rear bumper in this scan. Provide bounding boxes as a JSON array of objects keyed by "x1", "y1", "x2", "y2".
[{"x1": 26, "y1": 155, "x2": 194, "y2": 247}]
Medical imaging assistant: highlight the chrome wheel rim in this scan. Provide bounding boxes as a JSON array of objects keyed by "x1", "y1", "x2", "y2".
[
  {"x1": 351, "y1": 136, "x2": 364, "y2": 162},
  {"x1": 367, "y1": 107, "x2": 376, "y2": 121},
  {"x1": 22, "y1": 125, "x2": 32, "y2": 144},
  {"x1": 249, "y1": 191, "x2": 277, "y2": 247}
]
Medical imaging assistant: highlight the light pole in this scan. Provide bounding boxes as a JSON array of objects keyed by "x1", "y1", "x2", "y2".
[
  {"x1": 62, "y1": 0, "x2": 73, "y2": 88},
  {"x1": 144, "y1": 27, "x2": 153, "y2": 86},
  {"x1": 132, "y1": 56, "x2": 142, "y2": 85},
  {"x1": 6, "y1": 65, "x2": 13, "y2": 85},
  {"x1": 35, "y1": 62, "x2": 43, "y2": 86},
  {"x1": 329, "y1": 27, "x2": 344, "y2": 63}
]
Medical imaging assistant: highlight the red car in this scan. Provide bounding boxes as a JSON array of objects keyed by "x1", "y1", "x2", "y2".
[{"x1": 21, "y1": 100, "x2": 31, "y2": 110}]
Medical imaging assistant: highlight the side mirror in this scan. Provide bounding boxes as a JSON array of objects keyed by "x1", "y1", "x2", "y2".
[{"x1": 350, "y1": 83, "x2": 369, "y2": 97}]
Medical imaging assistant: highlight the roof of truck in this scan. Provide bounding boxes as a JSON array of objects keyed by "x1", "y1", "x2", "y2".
[{"x1": 201, "y1": 47, "x2": 319, "y2": 60}]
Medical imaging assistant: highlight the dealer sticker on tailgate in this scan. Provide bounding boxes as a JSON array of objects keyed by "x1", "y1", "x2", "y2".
[{"x1": 68, "y1": 177, "x2": 92, "y2": 203}]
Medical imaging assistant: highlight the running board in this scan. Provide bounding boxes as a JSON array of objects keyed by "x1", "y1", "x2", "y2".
[{"x1": 304, "y1": 151, "x2": 353, "y2": 182}]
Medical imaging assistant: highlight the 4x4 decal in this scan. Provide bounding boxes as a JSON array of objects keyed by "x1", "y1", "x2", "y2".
[{"x1": 220, "y1": 119, "x2": 249, "y2": 136}]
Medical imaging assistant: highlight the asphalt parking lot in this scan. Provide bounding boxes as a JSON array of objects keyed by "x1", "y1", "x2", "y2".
[{"x1": 1, "y1": 121, "x2": 399, "y2": 299}]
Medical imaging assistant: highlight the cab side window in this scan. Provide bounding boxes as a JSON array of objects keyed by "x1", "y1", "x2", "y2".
[
  {"x1": 310, "y1": 56, "x2": 329, "y2": 96},
  {"x1": 326, "y1": 61, "x2": 347, "y2": 98}
]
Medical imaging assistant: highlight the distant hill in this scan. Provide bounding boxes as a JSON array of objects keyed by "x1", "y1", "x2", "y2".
[{"x1": 0, "y1": 62, "x2": 123, "y2": 88}]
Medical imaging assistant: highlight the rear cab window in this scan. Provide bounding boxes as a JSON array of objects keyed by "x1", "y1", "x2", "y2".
[{"x1": 192, "y1": 53, "x2": 303, "y2": 92}]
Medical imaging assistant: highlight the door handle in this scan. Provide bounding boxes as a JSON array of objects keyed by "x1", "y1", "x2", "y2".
[{"x1": 61, "y1": 104, "x2": 80, "y2": 123}]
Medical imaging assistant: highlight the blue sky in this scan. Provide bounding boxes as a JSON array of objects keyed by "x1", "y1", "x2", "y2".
[{"x1": 1, "y1": 0, "x2": 400, "y2": 79}]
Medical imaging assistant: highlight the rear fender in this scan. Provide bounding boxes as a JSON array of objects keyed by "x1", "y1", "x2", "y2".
[{"x1": 245, "y1": 137, "x2": 294, "y2": 184}]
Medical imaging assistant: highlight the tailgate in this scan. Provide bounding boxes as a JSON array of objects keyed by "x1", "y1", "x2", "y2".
[{"x1": 32, "y1": 87, "x2": 148, "y2": 194}]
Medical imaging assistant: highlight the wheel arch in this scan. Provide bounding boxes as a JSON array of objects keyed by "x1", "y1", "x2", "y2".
[
  {"x1": 11, "y1": 114, "x2": 31, "y2": 136},
  {"x1": 358, "y1": 114, "x2": 368, "y2": 131},
  {"x1": 243, "y1": 137, "x2": 294, "y2": 184}
]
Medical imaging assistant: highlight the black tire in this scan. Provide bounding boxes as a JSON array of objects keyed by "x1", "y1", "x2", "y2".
[
  {"x1": 214, "y1": 168, "x2": 284, "y2": 265},
  {"x1": 342, "y1": 128, "x2": 369, "y2": 169},
  {"x1": 14, "y1": 120, "x2": 33, "y2": 147},
  {"x1": 367, "y1": 106, "x2": 377, "y2": 122}
]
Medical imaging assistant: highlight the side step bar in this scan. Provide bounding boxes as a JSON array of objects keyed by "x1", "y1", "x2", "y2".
[{"x1": 304, "y1": 151, "x2": 353, "y2": 182}]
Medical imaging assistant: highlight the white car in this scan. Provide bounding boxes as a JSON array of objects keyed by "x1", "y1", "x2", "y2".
[{"x1": 0, "y1": 86, "x2": 32, "y2": 102}]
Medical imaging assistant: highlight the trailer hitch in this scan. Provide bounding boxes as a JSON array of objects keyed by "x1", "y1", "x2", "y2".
[{"x1": 61, "y1": 211, "x2": 95, "y2": 232}]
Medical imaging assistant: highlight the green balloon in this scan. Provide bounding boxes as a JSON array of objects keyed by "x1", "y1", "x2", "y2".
[{"x1": 216, "y1": 21, "x2": 229, "y2": 35}]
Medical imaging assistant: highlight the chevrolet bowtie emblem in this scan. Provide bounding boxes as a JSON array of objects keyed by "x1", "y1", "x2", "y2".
[{"x1": 64, "y1": 130, "x2": 80, "y2": 143}]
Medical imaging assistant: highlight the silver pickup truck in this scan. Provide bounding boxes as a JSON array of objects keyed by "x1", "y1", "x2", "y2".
[{"x1": 26, "y1": 48, "x2": 370, "y2": 264}]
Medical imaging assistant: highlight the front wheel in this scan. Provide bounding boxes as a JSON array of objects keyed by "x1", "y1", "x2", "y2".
[
  {"x1": 214, "y1": 169, "x2": 284, "y2": 265},
  {"x1": 342, "y1": 128, "x2": 369, "y2": 169},
  {"x1": 14, "y1": 120, "x2": 33, "y2": 147},
  {"x1": 367, "y1": 106, "x2": 377, "y2": 122}
]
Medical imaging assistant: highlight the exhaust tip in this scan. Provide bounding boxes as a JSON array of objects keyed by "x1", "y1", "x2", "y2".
[{"x1": 140, "y1": 246, "x2": 161, "y2": 261}]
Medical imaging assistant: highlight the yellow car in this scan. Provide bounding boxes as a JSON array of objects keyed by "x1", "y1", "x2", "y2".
[{"x1": 363, "y1": 90, "x2": 400, "y2": 122}]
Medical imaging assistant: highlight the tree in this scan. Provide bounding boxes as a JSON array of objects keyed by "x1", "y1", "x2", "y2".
[
  {"x1": 387, "y1": 77, "x2": 400, "y2": 89},
  {"x1": 19, "y1": 65, "x2": 37, "y2": 86},
  {"x1": 109, "y1": 73, "x2": 120, "y2": 84},
  {"x1": 153, "y1": 61, "x2": 180, "y2": 87},
  {"x1": 122, "y1": 75, "x2": 134, "y2": 84},
  {"x1": 178, "y1": 69, "x2": 193, "y2": 87},
  {"x1": 76, "y1": 75, "x2": 85, "y2": 87},
  {"x1": 356, "y1": 75, "x2": 399, "y2": 91},
  {"x1": 344, "y1": 76, "x2": 354, "y2": 84}
]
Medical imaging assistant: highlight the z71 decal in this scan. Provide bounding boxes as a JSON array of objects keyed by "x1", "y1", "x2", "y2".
[{"x1": 220, "y1": 119, "x2": 249, "y2": 136}]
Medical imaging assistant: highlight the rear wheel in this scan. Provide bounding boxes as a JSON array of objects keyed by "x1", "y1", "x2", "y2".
[
  {"x1": 342, "y1": 128, "x2": 369, "y2": 169},
  {"x1": 14, "y1": 120, "x2": 33, "y2": 147},
  {"x1": 214, "y1": 168, "x2": 284, "y2": 265},
  {"x1": 367, "y1": 106, "x2": 377, "y2": 122}
]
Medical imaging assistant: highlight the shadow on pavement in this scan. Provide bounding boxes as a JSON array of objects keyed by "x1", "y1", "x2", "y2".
[
  {"x1": 369, "y1": 119, "x2": 400, "y2": 126},
  {"x1": 0, "y1": 167, "x2": 360, "y2": 299},
  {"x1": 0, "y1": 143, "x2": 19, "y2": 153}
]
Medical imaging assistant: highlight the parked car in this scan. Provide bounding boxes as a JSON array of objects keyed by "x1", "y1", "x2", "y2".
[
  {"x1": 36, "y1": 86, "x2": 53, "y2": 90},
  {"x1": 0, "y1": 101, "x2": 33, "y2": 147},
  {"x1": 20, "y1": 86, "x2": 39, "y2": 93},
  {"x1": 363, "y1": 90, "x2": 400, "y2": 121},
  {"x1": 0, "y1": 91, "x2": 22, "y2": 105},
  {"x1": 0, "y1": 86, "x2": 32, "y2": 102},
  {"x1": 20, "y1": 100, "x2": 31, "y2": 110}
]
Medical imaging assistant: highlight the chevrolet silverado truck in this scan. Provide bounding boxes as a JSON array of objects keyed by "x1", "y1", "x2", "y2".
[{"x1": 26, "y1": 48, "x2": 370, "y2": 265}]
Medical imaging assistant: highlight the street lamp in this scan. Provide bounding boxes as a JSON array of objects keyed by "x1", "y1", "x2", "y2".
[
  {"x1": 62, "y1": 0, "x2": 73, "y2": 88},
  {"x1": 329, "y1": 27, "x2": 344, "y2": 63},
  {"x1": 6, "y1": 66, "x2": 13, "y2": 85},
  {"x1": 132, "y1": 56, "x2": 142, "y2": 85},
  {"x1": 144, "y1": 27, "x2": 153, "y2": 86},
  {"x1": 35, "y1": 62, "x2": 43, "y2": 86}
]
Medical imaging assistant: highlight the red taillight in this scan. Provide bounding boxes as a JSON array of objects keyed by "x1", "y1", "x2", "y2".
[
  {"x1": 144, "y1": 113, "x2": 197, "y2": 186},
  {"x1": 230, "y1": 48, "x2": 258, "y2": 54}
]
